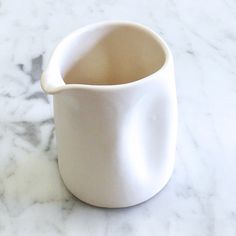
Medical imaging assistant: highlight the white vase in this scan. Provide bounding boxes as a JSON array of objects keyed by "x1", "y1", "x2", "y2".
[{"x1": 41, "y1": 21, "x2": 177, "y2": 208}]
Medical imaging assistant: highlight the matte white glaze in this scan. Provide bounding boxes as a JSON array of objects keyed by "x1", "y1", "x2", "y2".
[{"x1": 41, "y1": 22, "x2": 177, "y2": 208}]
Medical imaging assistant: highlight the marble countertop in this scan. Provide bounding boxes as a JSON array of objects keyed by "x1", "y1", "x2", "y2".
[{"x1": 0, "y1": 0, "x2": 235, "y2": 235}]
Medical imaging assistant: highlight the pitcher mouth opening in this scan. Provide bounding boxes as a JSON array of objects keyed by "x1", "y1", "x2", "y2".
[
  {"x1": 42, "y1": 21, "x2": 171, "y2": 93},
  {"x1": 62, "y1": 22, "x2": 170, "y2": 85}
]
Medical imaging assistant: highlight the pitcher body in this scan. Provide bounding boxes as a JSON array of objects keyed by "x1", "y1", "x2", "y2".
[{"x1": 41, "y1": 21, "x2": 177, "y2": 208}]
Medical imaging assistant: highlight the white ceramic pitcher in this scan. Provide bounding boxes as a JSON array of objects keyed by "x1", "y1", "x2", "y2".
[{"x1": 41, "y1": 21, "x2": 177, "y2": 208}]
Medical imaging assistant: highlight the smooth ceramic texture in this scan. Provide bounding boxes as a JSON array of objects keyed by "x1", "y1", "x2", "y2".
[
  {"x1": 1, "y1": 0, "x2": 235, "y2": 234},
  {"x1": 41, "y1": 22, "x2": 177, "y2": 208}
]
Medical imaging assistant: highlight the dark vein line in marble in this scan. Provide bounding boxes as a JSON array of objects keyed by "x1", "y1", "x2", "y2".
[
  {"x1": 186, "y1": 49, "x2": 195, "y2": 55},
  {"x1": 11, "y1": 121, "x2": 40, "y2": 147},
  {"x1": 26, "y1": 91, "x2": 49, "y2": 104},
  {"x1": 30, "y1": 55, "x2": 43, "y2": 83},
  {"x1": 45, "y1": 127, "x2": 55, "y2": 152},
  {"x1": 17, "y1": 54, "x2": 43, "y2": 84},
  {"x1": 40, "y1": 118, "x2": 54, "y2": 125}
]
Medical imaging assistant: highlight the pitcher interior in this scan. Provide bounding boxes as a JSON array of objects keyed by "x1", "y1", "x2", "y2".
[{"x1": 60, "y1": 24, "x2": 166, "y2": 85}]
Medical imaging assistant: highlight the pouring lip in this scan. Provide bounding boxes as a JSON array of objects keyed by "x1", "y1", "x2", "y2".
[{"x1": 41, "y1": 21, "x2": 173, "y2": 94}]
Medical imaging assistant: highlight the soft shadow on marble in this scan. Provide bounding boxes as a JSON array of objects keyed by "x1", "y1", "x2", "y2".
[{"x1": 0, "y1": 0, "x2": 236, "y2": 235}]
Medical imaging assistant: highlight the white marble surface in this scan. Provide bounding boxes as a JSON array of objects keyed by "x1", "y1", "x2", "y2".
[{"x1": 0, "y1": 0, "x2": 236, "y2": 235}]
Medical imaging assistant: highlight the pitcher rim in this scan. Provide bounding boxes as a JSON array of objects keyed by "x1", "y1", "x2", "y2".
[{"x1": 41, "y1": 20, "x2": 173, "y2": 94}]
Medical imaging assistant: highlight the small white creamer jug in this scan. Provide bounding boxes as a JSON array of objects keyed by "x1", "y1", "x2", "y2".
[{"x1": 41, "y1": 21, "x2": 177, "y2": 208}]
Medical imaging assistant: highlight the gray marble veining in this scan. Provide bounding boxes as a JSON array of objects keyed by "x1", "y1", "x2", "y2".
[{"x1": 0, "y1": 0, "x2": 236, "y2": 235}]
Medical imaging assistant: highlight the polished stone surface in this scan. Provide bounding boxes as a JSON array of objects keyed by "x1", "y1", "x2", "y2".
[{"x1": 0, "y1": 0, "x2": 235, "y2": 235}]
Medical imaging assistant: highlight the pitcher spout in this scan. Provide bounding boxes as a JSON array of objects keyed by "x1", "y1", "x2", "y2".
[{"x1": 41, "y1": 65, "x2": 66, "y2": 95}]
